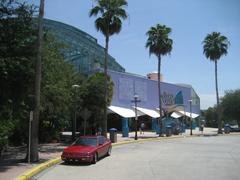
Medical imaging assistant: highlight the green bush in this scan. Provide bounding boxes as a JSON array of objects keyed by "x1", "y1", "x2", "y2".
[{"x1": 0, "y1": 120, "x2": 14, "y2": 154}]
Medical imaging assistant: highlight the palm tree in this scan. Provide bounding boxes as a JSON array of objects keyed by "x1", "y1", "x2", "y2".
[
  {"x1": 146, "y1": 24, "x2": 173, "y2": 136},
  {"x1": 203, "y1": 32, "x2": 230, "y2": 134},
  {"x1": 89, "y1": 0, "x2": 127, "y2": 137}
]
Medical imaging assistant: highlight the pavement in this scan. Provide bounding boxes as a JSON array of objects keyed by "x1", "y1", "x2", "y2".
[{"x1": 0, "y1": 127, "x2": 223, "y2": 180}]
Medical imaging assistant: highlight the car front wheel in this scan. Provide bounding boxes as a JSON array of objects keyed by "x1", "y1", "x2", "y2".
[
  {"x1": 107, "y1": 146, "x2": 112, "y2": 156},
  {"x1": 92, "y1": 153, "x2": 98, "y2": 164}
]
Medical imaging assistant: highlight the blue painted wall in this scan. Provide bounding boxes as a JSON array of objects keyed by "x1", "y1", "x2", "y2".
[{"x1": 108, "y1": 71, "x2": 200, "y2": 115}]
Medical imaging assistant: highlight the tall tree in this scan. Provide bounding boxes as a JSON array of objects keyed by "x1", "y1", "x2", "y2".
[
  {"x1": 40, "y1": 33, "x2": 83, "y2": 143},
  {"x1": 31, "y1": 0, "x2": 44, "y2": 162},
  {"x1": 221, "y1": 89, "x2": 240, "y2": 126},
  {"x1": 203, "y1": 32, "x2": 230, "y2": 134},
  {"x1": 89, "y1": 0, "x2": 127, "y2": 137},
  {"x1": 0, "y1": 0, "x2": 36, "y2": 150},
  {"x1": 146, "y1": 24, "x2": 173, "y2": 136},
  {"x1": 81, "y1": 73, "x2": 114, "y2": 135}
]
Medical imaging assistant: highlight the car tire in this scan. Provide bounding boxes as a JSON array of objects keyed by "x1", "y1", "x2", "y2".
[
  {"x1": 92, "y1": 153, "x2": 98, "y2": 164},
  {"x1": 65, "y1": 160, "x2": 70, "y2": 165},
  {"x1": 107, "y1": 146, "x2": 112, "y2": 156}
]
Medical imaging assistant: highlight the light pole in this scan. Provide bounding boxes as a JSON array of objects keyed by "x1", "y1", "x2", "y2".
[
  {"x1": 189, "y1": 99, "x2": 193, "y2": 136},
  {"x1": 132, "y1": 94, "x2": 141, "y2": 140},
  {"x1": 72, "y1": 84, "x2": 80, "y2": 141}
]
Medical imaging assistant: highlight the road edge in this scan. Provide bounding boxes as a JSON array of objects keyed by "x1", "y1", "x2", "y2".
[
  {"x1": 16, "y1": 158, "x2": 61, "y2": 180},
  {"x1": 17, "y1": 133, "x2": 239, "y2": 180}
]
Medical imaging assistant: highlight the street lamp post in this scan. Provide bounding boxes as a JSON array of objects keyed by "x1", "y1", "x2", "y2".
[
  {"x1": 132, "y1": 94, "x2": 141, "y2": 140},
  {"x1": 189, "y1": 99, "x2": 193, "y2": 136},
  {"x1": 72, "y1": 84, "x2": 80, "y2": 141}
]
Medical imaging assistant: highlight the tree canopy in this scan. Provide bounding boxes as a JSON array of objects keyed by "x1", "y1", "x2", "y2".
[
  {"x1": 221, "y1": 89, "x2": 240, "y2": 126},
  {"x1": 89, "y1": 0, "x2": 128, "y2": 37},
  {"x1": 203, "y1": 32, "x2": 230, "y2": 61},
  {"x1": 0, "y1": 0, "x2": 84, "y2": 147},
  {"x1": 146, "y1": 24, "x2": 173, "y2": 58},
  {"x1": 0, "y1": 0, "x2": 37, "y2": 147}
]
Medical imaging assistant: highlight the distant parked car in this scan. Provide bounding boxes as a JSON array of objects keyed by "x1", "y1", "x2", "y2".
[
  {"x1": 61, "y1": 136, "x2": 112, "y2": 164},
  {"x1": 229, "y1": 125, "x2": 240, "y2": 132}
]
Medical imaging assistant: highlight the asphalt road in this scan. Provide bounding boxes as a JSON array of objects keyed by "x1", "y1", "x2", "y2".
[{"x1": 34, "y1": 135, "x2": 240, "y2": 180}]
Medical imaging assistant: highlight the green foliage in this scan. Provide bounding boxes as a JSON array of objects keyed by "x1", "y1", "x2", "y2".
[
  {"x1": 202, "y1": 89, "x2": 240, "y2": 127},
  {"x1": 0, "y1": 120, "x2": 14, "y2": 151},
  {"x1": 201, "y1": 107, "x2": 218, "y2": 128},
  {"x1": 39, "y1": 33, "x2": 84, "y2": 142},
  {"x1": 0, "y1": 0, "x2": 84, "y2": 144},
  {"x1": 0, "y1": 0, "x2": 36, "y2": 105},
  {"x1": 146, "y1": 24, "x2": 173, "y2": 58},
  {"x1": 82, "y1": 73, "x2": 113, "y2": 109},
  {"x1": 89, "y1": 0, "x2": 128, "y2": 37},
  {"x1": 203, "y1": 32, "x2": 230, "y2": 61},
  {"x1": 80, "y1": 73, "x2": 114, "y2": 128},
  {"x1": 221, "y1": 89, "x2": 240, "y2": 126},
  {"x1": 0, "y1": 0, "x2": 37, "y2": 146}
]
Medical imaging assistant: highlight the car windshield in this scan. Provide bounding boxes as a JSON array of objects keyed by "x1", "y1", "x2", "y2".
[{"x1": 73, "y1": 138, "x2": 97, "y2": 147}]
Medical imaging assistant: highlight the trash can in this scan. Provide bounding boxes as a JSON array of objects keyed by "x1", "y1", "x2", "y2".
[
  {"x1": 109, "y1": 128, "x2": 117, "y2": 143},
  {"x1": 224, "y1": 124, "x2": 230, "y2": 134},
  {"x1": 166, "y1": 125, "x2": 172, "y2": 137}
]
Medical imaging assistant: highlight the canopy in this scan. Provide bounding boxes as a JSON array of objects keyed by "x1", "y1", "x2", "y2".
[
  {"x1": 171, "y1": 112, "x2": 183, "y2": 118},
  {"x1": 108, "y1": 105, "x2": 161, "y2": 118},
  {"x1": 108, "y1": 106, "x2": 136, "y2": 118},
  {"x1": 136, "y1": 107, "x2": 160, "y2": 118},
  {"x1": 164, "y1": 104, "x2": 185, "y2": 113},
  {"x1": 178, "y1": 110, "x2": 199, "y2": 118}
]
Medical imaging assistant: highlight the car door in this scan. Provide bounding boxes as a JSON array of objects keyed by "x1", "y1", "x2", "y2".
[
  {"x1": 101, "y1": 137, "x2": 109, "y2": 155},
  {"x1": 97, "y1": 136, "x2": 106, "y2": 157}
]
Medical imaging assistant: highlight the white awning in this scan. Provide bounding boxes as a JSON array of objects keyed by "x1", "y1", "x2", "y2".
[
  {"x1": 136, "y1": 107, "x2": 160, "y2": 118},
  {"x1": 178, "y1": 111, "x2": 199, "y2": 118},
  {"x1": 165, "y1": 104, "x2": 185, "y2": 113},
  {"x1": 108, "y1": 106, "x2": 135, "y2": 118},
  {"x1": 171, "y1": 112, "x2": 183, "y2": 118}
]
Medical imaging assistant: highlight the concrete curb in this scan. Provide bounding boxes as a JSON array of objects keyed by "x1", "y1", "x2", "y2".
[
  {"x1": 16, "y1": 157, "x2": 61, "y2": 180},
  {"x1": 16, "y1": 133, "x2": 239, "y2": 179},
  {"x1": 112, "y1": 135, "x2": 186, "y2": 147}
]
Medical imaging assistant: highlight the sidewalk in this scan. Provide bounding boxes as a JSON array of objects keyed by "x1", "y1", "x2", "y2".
[{"x1": 0, "y1": 128, "x2": 218, "y2": 180}]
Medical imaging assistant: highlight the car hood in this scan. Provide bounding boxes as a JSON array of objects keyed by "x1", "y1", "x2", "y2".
[{"x1": 63, "y1": 146, "x2": 96, "y2": 154}]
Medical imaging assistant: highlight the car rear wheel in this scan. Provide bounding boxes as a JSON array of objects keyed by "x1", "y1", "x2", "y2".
[
  {"x1": 92, "y1": 153, "x2": 98, "y2": 164},
  {"x1": 107, "y1": 146, "x2": 112, "y2": 156}
]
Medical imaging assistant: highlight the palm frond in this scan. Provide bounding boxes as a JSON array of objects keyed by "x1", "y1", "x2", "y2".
[
  {"x1": 90, "y1": 0, "x2": 128, "y2": 37},
  {"x1": 203, "y1": 32, "x2": 230, "y2": 61},
  {"x1": 89, "y1": 6, "x2": 103, "y2": 17},
  {"x1": 145, "y1": 24, "x2": 173, "y2": 58}
]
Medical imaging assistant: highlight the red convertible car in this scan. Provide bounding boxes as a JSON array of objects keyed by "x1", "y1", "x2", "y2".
[{"x1": 61, "y1": 135, "x2": 112, "y2": 164}]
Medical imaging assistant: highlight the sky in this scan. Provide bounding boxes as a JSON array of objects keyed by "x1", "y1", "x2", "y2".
[{"x1": 32, "y1": 0, "x2": 240, "y2": 110}]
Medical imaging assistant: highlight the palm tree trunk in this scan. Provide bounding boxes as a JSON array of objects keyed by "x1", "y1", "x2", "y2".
[
  {"x1": 158, "y1": 55, "x2": 163, "y2": 136},
  {"x1": 103, "y1": 34, "x2": 109, "y2": 138},
  {"x1": 31, "y1": 0, "x2": 44, "y2": 162},
  {"x1": 215, "y1": 60, "x2": 222, "y2": 134}
]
